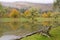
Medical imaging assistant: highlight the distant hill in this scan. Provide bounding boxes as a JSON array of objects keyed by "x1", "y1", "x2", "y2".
[{"x1": 0, "y1": 1, "x2": 53, "y2": 11}]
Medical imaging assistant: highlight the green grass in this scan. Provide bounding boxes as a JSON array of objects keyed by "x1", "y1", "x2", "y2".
[
  {"x1": 20, "y1": 26, "x2": 60, "y2": 40},
  {"x1": 21, "y1": 34, "x2": 52, "y2": 40},
  {"x1": 0, "y1": 18, "x2": 28, "y2": 22},
  {"x1": 50, "y1": 26, "x2": 60, "y2": 40},
  {"x1": 0, "y1": 17, "x2": 58, "y2": 22}
]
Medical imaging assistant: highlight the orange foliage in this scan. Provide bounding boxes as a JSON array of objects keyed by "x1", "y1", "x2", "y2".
[{"x1": 9, "y1": 9, "x2": 20, "y2": 18}]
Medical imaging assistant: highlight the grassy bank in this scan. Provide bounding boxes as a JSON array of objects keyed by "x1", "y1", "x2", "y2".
[
  {"x1": 21, "y1": 26, "x2": 60, "y2": 40},
  {"x1": 0, "y1": 18, "x2": 58, "y2": 22}
]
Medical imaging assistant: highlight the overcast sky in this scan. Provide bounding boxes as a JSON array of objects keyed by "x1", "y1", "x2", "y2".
[{"x1": 0, "y1": 0, "x2": 54, "y2": 3}]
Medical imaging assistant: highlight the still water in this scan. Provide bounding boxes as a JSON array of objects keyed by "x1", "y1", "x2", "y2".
[{"x1": 0, "y1": 21, "x2": 60, "y2": 40}]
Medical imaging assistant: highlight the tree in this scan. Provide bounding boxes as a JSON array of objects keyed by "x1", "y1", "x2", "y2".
[
  {"x1": 0, "y1": 3, "x2": 4, "y2": 17},
  {"x1": 0, "y1": 3, "x2": 3, "y2": 10},
  {"x1": 53, "y1": 0, "x2": 60, "y2": 11},
  {"x1": 9, "y1": 9, "x2": 20, "y2": 18},
  {"x1": 42, "y1": 11, "x2": 51, "y2": 18},
  {"x1": 23, "y1": 10, "x2": 31, "y2": 17},
  {"x1": 23, "y1": 8, "x2": 40, "y2": 18},
  {"x1": 28, "y1": 8, "x2": 40, "y2": 27},
  {"x1": 29, "y1": 8, "x2": 40, "y2": 18},
  {"x1": 20, "y1": 8, "x2": 28, "y2": 13},
  {"x1": 0, "y1": 3, "x2": 9, "y2": 18}
]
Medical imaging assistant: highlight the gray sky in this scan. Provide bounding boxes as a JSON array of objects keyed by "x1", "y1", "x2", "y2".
[{"x1": 0, "y1": 0, "x2": 54, "y2": 3}]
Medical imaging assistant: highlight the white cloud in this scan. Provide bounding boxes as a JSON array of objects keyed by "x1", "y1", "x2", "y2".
[{"x1": 0, "y1": 0, "x2": 54, "y2": 3}]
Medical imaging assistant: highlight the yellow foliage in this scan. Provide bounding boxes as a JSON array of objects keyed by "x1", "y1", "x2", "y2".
[
  {"x1": 23, "y1": 8, "x2": 40, "y2": 18},
  {"x1": 42, "y1": 21, "x2": 50, "y2": 26},
  {"x1": 42, "y1": 12, "x2": 51, "y2": 18},
  {"x1": 9, "y1": 9, "x2": 20, "y2": 18},
  {"x1": 24, "y1": 10, "x2": 31, "y2": 17},
  {"x1": 42, "y1": 13, "x2": 48, "y2": 18},
  {"x1": 9, "y1": 22, "x2": 20, "y2": 30}
]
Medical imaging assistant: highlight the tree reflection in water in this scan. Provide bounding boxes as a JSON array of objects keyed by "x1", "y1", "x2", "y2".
[{"x1": 0, "y1": 21, "x2": 60, "y2": 38}]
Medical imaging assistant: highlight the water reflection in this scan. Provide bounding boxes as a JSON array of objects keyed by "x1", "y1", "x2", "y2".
[{"x1": 0, "y1": 21, "x2": 60, "y2": 37}]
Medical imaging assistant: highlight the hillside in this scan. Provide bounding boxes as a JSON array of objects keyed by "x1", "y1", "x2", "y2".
[{"x1": 1, "y1": 1, "x2": 53, "y2": 11}]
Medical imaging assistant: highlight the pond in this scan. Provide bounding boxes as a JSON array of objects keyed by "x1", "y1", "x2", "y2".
[{"x1": 0, "y1": 20, "x2": 60, "y2": 40}]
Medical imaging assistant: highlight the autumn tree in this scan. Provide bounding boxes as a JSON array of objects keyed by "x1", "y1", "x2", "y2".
[
  {"x1": 9, "y1": 9, "x2": 20, "y2": 18},
  {"x1": 42, "y1": 11, "x2": 51, "y2": 18},
  {"x1": 23, "y1": 10, "x2": 31, "y2": 18}
]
